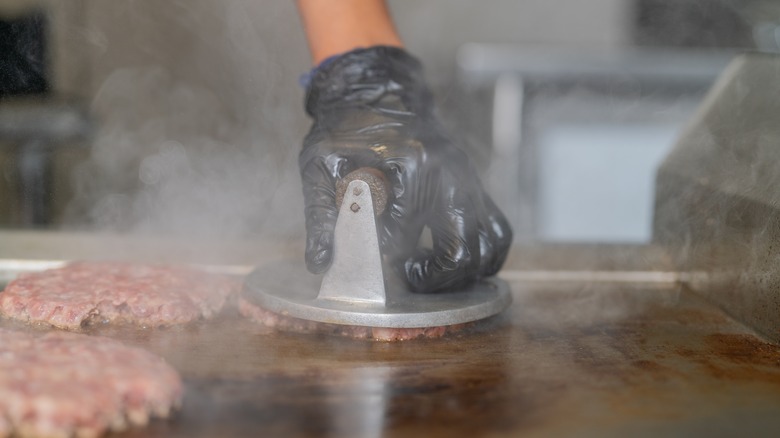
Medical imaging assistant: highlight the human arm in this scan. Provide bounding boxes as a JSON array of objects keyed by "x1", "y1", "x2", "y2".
[{"x1": 296, "y1": 0, "x2": 403, "y2": 64}]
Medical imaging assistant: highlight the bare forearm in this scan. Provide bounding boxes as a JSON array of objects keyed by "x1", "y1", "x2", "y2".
[{"x1": 296, "y1": 0, "x2": 403, "y2": 64}]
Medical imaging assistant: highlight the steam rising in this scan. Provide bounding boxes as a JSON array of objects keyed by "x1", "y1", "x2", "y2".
[
  {"x1": 61, "y1": 1, "x2": 311, "y2": 244},
  {"x1": 65, "y1": 67, "x2": 281, "y2": 239}
]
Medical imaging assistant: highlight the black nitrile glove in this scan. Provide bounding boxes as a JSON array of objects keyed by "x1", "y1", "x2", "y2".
[{"x1": 299, "y1": 46, "x2": 512, "y2": 293}]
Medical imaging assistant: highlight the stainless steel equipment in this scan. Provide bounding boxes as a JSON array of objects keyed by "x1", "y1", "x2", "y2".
[{"x1": 654, "y1": 53, "x2": 780, "y2": 343}]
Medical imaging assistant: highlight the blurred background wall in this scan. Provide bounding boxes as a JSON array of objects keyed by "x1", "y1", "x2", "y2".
[{"x1": 0, "y1": 0, "x2": 776, "y2": 242}]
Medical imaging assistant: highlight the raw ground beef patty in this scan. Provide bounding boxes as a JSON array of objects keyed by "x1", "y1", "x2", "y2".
[
  {"x1": 0, "y1": 262, "x2": 236, "y2": 329},
  {"x1": 238, "y1": 295, "x2": 469, "y2": 342},
  {"x1": 0, "y1": 328, "x2": 182, "y2": 438}
]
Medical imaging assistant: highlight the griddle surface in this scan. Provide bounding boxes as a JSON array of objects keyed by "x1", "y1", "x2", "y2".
[{"x1": 2, "y1": 281, "x2": 780, "y2": 437}]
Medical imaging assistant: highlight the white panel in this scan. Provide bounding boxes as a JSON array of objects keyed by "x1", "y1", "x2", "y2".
[{"x1": 538, "y1": 123, "x2": 682, "y2": 243}]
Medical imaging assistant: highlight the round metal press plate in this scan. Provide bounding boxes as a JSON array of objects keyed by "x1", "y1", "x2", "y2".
[{"x1": 242, "y1": 259, "x2": 512, "y2": 329}]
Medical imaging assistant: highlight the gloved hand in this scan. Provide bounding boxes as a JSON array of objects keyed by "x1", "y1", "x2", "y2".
[{"x1": 299, "y1": 46, "x2": 512, "y2": 293}]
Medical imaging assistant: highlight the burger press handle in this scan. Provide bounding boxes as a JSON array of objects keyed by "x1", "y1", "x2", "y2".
[
  {"x1": 242, "y1": 167, "x2": 511, "y2": 329},
  {"x1": 318, "y1": 168, "x2": 390, "y2": 306}
]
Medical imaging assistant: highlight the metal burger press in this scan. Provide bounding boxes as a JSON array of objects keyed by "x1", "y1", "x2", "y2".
[{"x1": 242, "y1": 168, "x2": 511, "y2": 330}]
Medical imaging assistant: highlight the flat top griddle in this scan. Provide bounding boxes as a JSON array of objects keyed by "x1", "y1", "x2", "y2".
[
  {"x1": 2, "y1": 276, "x2": 779, "y2": 437},
  {"x1": 0, "y1": 230, "x2": 778, "y2": 437}
]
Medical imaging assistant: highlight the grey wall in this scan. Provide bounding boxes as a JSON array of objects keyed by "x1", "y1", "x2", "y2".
[
  {"x1": 51, "y1": 0, "x2": 632, "y2": 96},
  {"x1": 392, "y1": 0, "x2": 631, "y2": 81},
  {"x1": 2, "y1": 0, "x2": 631, "y2": 239}
]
